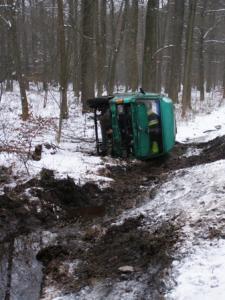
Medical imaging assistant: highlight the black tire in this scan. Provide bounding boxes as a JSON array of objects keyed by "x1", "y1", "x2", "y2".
[{"x1": 87, "y1": 96, "x2": 114, "y2": 109}]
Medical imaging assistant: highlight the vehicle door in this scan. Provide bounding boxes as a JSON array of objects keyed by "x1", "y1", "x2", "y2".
[{"x1": 134, "y1": 101, "x2": 150, "y2": 158}]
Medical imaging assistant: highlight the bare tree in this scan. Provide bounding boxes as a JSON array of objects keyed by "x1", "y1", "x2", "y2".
[
  {"x1": 142, "y1": 0, "x2": 159, "y2": 92},
  {"x1": 167, "y1": 0, "x2": 185, "y2": 102},
  {"x1": 57, "y1": 0, "x2": 68, "y2": 119},
  {"x1": 80, "y1": 0, "x2": 95, "y2": 111},
  {"x1": 197, "y1": 0, "x2": 208, "y2": 101},
  {"x1": 7, "y1": 0, "x2": 29, "y2": 121},
  {"x1": 95, "y1": 0, "x2": 107, "y2": 96},
  {"x1": 125, "y1": 0, "x2": 139, "y2": 92},
  {"x1": 56, "y1": 0, "x2": 69, "y2": 143},
  {"x1": 68, "y1": 0, "x2": 80, "y2": 97},
  {"x1": 107, "y1": 0, "x2": 129, "y2": 94},
  {"x1": 182, "y1": 0, "x2": 198, "y2": 116}
]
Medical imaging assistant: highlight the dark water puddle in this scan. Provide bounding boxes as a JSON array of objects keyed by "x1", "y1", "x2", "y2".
[{"x1": 0, "y1": 231, "x2": 56, "y2": 300}]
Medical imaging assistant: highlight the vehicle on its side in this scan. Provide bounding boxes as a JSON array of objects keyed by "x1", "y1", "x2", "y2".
[{"x1": 87, "y1": 91, "x2": 176, "y2": 160}]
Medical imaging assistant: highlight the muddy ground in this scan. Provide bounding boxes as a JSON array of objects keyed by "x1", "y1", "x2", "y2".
[{"x1": 1, "y1": 135, "x2": 225, "y2": 299}]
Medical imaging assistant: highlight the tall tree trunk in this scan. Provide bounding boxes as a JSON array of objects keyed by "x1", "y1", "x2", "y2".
[
  {"x1": 168, "y1": 0, "x2": 185, "y2": 102},
  {"x1": 199, "y1": 35, "x2": 205, "y2": 101},
  {"x1": 21, "y1": 0, "x2": 29, "y2": 86},
  {"x1": 49, "y1": 0, "x2": 58, "y2": 83},
  {"x1": 182, "y1": 0, "x2": 197, "y2": 116},
  {"x1": 198, "y1": 0, "x2": 208, "y2": 101},
  {"x1": 163, "y1": 0, "x2": 175, "y2": 94},
  {"x1": 125, "y1": 0, "x2": 139, "y2": 92},
  {"x1": 39, "y1": 1, "x2": 49, "y2": 104},
  {"x1": 8, "y1": 0, "x2": 29, "y2": 120},
  {"x1": 68, "y1": 0, "x2": 80, "y2": 97},
  {"x1": 80, "y1": 0, "x2": 95, "y2": 112},
  {"x1": 57, "y1": 0, "x2": 68, "y2": 119},
  {"x1": 1, "y1": 19, "x2": 13, "y2": 91},
  {"x1": 142, "y1": 0, "x2": 158, "y2": 92},
  {"x1": 96, "y1": 0, "x2": 107, "y2": 96},
  {"x1": 107, "y1": 0, "x2": 129, "y2": 94},
  {"x1": 205, "y1": 8, "x2": 215, "y2": 93}
]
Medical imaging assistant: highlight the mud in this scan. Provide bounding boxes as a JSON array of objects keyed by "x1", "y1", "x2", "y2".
[
  {"x1": 38, "y1": 216, "x2": 181, "y2": 298},
  {"x1": 1, "y1": 135, "x2": 225, "y2": 299}
]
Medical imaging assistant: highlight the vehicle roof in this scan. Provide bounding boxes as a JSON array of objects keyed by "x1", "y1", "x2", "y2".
[{"x1": 111, "y1": 92, "x2": 163, "y2": 102}]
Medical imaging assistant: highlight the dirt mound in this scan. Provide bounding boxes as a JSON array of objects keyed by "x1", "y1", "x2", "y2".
[
  {"x1": 163, "y1": 135, "x2": 225, "y2": 171},
  {"x1": 39, "y1": 169, "x2": 91, "y2": 207},
  {"x1": 0, "y1": 169, "x2": 106, "y2": 242}
]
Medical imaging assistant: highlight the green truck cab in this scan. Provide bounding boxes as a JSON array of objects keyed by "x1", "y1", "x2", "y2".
[{"x1": 87, "y1": 92, "x2": 176, "y2": 160}]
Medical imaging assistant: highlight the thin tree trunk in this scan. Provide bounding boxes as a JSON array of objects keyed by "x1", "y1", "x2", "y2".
[
  {"x1": 168, "y1": 0, "x2": 184, "y2": 102},
  {"x1": 8, "y1": 0, "x2": 29, "y2": 120},
  {"x1": 199, "y1": 34, "x2": 205, "y2": 101},
  {"x1": 182, "y1": 0, "x2": 197, "y2": 116},
  {"x1": 68, "y1": 0, "x2": 80, "y2": 97},
  {"x1": 198, "y1": 0, "x2": 208, "y2": 101},
  {"x1": 96, "y1": 0, "x2": 107, "y2": 96},
  {"x1": 57, "y1": 0, "x2": 68, "y2": 119},
  {"x1": 40, "y1": 1, "x2": 49, "y2": 107},
  {"x1": 80, "y1": 0, "x2": 95, "y2": 112},
  {"x1": 107, "y1": 0, "x2": 129, "y2": 94},
  {"x1": 164, "y1": 0, "x2": 175, "y2": 94},
  {"x1": 142, "y1": 0, "x2": 158, "y2": 92},
  {"x1": 21, "y1": 0, "x2": 29, "y2": 89},
  {"x1": 125, "y1": 0, "x2": 139, "y2": 92}
]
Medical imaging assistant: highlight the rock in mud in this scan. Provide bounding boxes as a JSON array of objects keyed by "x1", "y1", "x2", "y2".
[{"x1": 118, "y1": 266, "x2": 135, "y2": 273}]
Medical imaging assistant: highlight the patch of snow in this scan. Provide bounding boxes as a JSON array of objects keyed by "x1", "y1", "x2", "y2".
[
  {"x1": 29, "y1": 149, "x2": 106, "y2": 184},
  {"x1": 0, "y1": 86, "x2": 116, "y2": 185},
  {"x1": 183, "y1": 147, "x2": 202, "y2": 157},
  {"x1": 48, "y1": 279, "x2": 148, "y2": 300},
  {"x1": 115, "y1": 159, "x2": 225, "y2": 227},
  {"x1": 176, "y1": 96, "x2": 225, "y2": 143},
  {"x1": 166, "y1": 239, "x2": 225, "y2": 300}
]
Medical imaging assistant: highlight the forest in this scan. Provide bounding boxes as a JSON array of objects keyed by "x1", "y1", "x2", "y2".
[{"x1": 0, "y1": 0, "x2": 225, "y2": 120}]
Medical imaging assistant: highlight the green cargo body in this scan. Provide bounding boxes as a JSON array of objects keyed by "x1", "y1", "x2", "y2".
[{"x1": 109, "y1": 93, "x2": 176, "y2": 159}]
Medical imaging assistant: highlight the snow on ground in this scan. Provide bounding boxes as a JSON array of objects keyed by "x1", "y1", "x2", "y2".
[
  {"x1": 0, "y1": 85, "x2": 116, "y2": 184},
  {"x1": 176, "y1": 89, "x2": 225, "y2": 143},
  {"x1": 127, "y1": 159, "x2": 225, "y2": 223},
  {"x1": 48, "y1": 118, "x2": 225, "y2": 298},
  {"x1": 0, "y1": 85, "x2": 224, "y2": 184},
  {"x1": 91, "y1": 158, "x2": 225, "y2": 300},
  {"x1": 167, "y1": 239, "x2": 225, "y2": 300},
  {"x1": 1, "y1": 86, "x2": 225, "y2": 298}
]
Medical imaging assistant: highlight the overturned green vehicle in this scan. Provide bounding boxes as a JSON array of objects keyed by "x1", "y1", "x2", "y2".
[{"x1": 87, "y1": 91, "x2": 176, "y2": 160}]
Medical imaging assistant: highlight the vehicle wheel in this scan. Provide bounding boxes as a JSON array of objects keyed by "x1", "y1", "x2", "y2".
[{"x1": 87, "y1": 96, "x2": 113, "y2": 109}]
